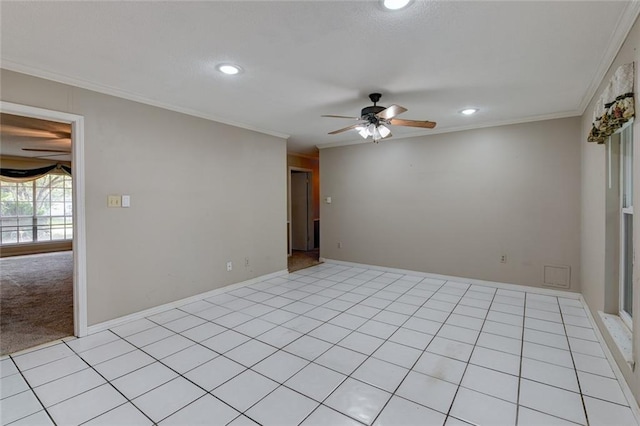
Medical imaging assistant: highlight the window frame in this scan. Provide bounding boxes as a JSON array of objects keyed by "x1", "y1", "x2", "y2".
[
  {"x1": 618, "y1": 120, "x2": 634, "y2": 330},
  {"x1": 0, "y1": 173, "x2": 73, "y2": 245}
]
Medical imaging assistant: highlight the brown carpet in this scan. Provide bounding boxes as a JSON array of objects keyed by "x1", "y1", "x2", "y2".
[
  {"x1": 1, "y1": 251, "x2": 74, "y2": 355},
  {"x1": 288, "y1": 249, "x2": 322, "y2": 272}
]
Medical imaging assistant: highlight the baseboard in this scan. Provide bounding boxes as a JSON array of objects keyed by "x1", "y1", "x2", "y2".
[
  {"x1": 321, "y1": 258, "x2": 581, "y2": 299},
  {"x1": 87, "y1": 269, "x2": 289, "y2": 335}
]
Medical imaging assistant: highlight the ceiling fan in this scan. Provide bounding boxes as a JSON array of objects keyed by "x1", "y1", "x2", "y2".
[
  {"x1": 322, "y1": 93, "x2": 436, "y2": 142},
  {"x1": 0, "y1": 113, "x2": 71, "y2": 155}
]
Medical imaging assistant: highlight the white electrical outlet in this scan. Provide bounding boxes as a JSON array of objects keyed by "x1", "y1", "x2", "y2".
[
  {"x1": 338, "y1": 242, "x2": 343, "y2": 248},
  {"x1": 226, "y1": 261, "x2": 233, "y2": 271},
  {"x1": 245, "y1": 257, "x2": 250, "y2": 268},
  {"x1": 500, "y1": 255, "x2": 507, "y2": 264}
]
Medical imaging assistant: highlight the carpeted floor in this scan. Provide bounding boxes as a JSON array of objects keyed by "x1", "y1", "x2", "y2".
[
  {"x1": 288, "y1": 248, "x2": 322, "y2": 272},
  {"x1": 0, "y1": 251, "x2": 74, "y2": 355}
]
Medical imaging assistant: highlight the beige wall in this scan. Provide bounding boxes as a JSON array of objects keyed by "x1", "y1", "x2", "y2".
[
  {"x1": 1, "y1": 70, "x2": 287, "y2": 325},
  {"x1": 580, "y1": 15, "x2": 640, "y2": 403},
  {"x1": 320, "y1": 117, "x2": 581, "y2": 291}
]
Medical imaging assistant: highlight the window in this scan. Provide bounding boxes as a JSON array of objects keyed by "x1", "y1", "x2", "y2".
[
  {"x1": 619, "y1": 122, "x2": 633, "y2": 329},
  {"x1": 0, "y1": 174, "x2": 73, "y2": 245}
]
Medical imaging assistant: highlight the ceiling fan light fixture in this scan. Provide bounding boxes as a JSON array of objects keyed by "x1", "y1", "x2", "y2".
[
  {"x1": 460, "y1": 108, "x2": 479, "y2": 116},
  {"x1": 357, "y1": 126, "x2": 369, "y2": 139},
  {"x1": 217, "y1": 63, "x2": 242, "y2": 75},
  {"x1": 372, "y1": 127, "x2": 383, "y2": 142},
  {"x1": 377, "y1": 124, "x2": 391, "y2": 138},
  {"x1": 382, "y1": 0, "x2": 412, "y2": 10}
]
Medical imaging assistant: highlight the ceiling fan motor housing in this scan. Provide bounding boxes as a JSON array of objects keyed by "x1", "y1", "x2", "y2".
[{"x1": 361, "y1": 105, "x2": 386, "y2": 122}]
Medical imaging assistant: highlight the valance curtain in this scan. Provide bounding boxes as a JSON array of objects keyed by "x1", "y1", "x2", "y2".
[
  {"x1": 0, "y1": 163, "x2": 71, "y2": 183},
  {"x1": 588, "y1": 62, "x2": 635, "y2": 144}
]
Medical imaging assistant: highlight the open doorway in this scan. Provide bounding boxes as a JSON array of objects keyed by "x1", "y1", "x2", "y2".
[
  {"x1": 0, "y1": 103, "x2": 87, "y2": 354},
  {"x1": 288, "y1": 167, "x2": 320, "y2": 272}
]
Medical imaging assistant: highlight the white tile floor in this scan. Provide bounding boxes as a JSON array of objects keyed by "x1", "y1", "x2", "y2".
[{"x1": 2, "y1": 263, "x2": 639, "y2": 425}]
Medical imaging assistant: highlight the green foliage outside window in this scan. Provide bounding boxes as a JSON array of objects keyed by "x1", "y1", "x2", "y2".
[{"x1": 0, "y1": 174, "x2": 73, "y2": 245}]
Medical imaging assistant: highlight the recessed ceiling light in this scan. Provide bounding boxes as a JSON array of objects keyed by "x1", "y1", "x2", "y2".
[
  {"x1": 460, "y1": 108, "x2": 479, "y2": 115},
  {"x1": 382, "y1": 0, "x2": 412, "y2": 10},
  {"x1": 217, "y1": 64, "x2": 242, "y2": 75}
]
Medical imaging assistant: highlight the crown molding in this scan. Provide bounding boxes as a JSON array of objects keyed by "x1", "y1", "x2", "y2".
[
  {"x1": 316, "y1": 110, "x2": 580, "y2": 150},
  {"x1": 1, "y1": 61, "x2": 291, "y2": 140},
  {"x1": 578, "y1": 0, "x2": 640, "y2": 114}
]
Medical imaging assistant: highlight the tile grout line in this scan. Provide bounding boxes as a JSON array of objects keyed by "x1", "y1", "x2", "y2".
[
  {"x1": 131, "y1": 265, "x2": 400, "y2": 425},
  {"x1": 5, "y1": 355, "x2": 58, "y2": 426},
  {"x1": 556, "y1": 297, "x2": 590, "y2": 426},
  {"x1": 4, "y1": 263, "x2": 629, "y2": 426},
  {"x1": 60, "y1": 337, "x2": 158, "y2": 426},
  {"x1": 441, "y1": 283, "x2": 500, "y2": 424},
  {"x1": 226, "y1": 265, "x2": 401, "y2": 425},
  {"x1": 296, "y1": 272, "x2": 445, "y2": 425},
  {"x1": 514, "y1": 291, "x2": 529, "y2": 426}
]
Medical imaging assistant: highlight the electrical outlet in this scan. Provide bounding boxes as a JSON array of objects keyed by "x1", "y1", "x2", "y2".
[
  {"x1": 338, "y1": 242, "x2": 343, "y2": 249},
  {"x1": 500, "y1": 255, "x2": 507, "y2": 264},
  {"x1": 245, "y1": 257, "x2": 250, "y2": 268},
  {"x1": 226, "y1": 261, "x2": 233, "y2": 271},
  {"x1": 107, "y1": 195, "x2": 121, "y2": 208}
]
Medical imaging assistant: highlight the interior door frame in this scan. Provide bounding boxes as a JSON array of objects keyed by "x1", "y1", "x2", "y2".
[
  {"x1": 288, "y1": 166, "x2": 313, "y2": 256},
  {"x1": 1, "y1": 101, "x2": 88, "y2": 337}
]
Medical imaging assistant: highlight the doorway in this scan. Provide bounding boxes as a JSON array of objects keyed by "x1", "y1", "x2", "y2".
[
  {"x1": 288, "y1": 167, "x2": 319, "y2": 272},
  {"x1": 0, "y1": 101, "x2": 87, "y2": 352}
]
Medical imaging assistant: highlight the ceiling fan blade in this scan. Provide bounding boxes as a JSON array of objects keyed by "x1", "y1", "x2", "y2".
[
  {"x1": 34, "y1": 153, "x2": 71, "y2": 159},
  {"x1": 1, "y1": 125, "x2": 69, "y2": 139},
  {"x1": 376, "y1": 104, "x2": 408, "y2": 120},
  {"x1": 22, "y1": 148, "x2": 71, "y2": 153},
  {"x1": 328, "y1": 124, "x2": 363, "y2": 135},
  {"x1": 321, "y1": 114, "x2": 361, "y2": 120},
  {"x1": 1, "y1": 114, "x2": 71, "y2": 135},
  {"x1": 389, "y1": 118, "x2": 437, "y2": 129}
]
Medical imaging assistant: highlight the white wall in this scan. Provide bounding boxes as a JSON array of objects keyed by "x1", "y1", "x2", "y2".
[
  {"x1": 580, "y1": 14, "x2": 640, "y2": 404},
  {"x1": 320, "y1": 117, "x2": 581, "y2": 291},
  {"x1": 1, "y1": 70, "x2": 287, "y2": 325}
]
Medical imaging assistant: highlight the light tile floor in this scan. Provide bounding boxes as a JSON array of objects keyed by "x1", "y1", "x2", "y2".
[{"x1": 1, "y1": 263, "x2": 639, "y2": 425}]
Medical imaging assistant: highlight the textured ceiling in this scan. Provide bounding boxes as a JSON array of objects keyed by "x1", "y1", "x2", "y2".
[{"x1": 1, "y1": 1, "x2": 638, "y2": 154}]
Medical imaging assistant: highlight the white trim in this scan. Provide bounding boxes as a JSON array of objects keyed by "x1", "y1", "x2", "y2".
[
  {"x1": 1, "y1": 61, "x2": 290, "y2": 141},
  {"x1": 619, "y1": 122, "x2": 634, "y2": 328},
  {"x1": 620, "y1": 309, "x2": 634, "y2": 332},
  {"x1": 86, "y1": 269, "x2": 288, "y2": 335},
  {"x1": 320, "y1": 258, "x2": 582, "y2": 299},
  {"x1": 599, "y1": 311, "x2": 634, "y2": 367},
  {"x1": 316, "y1": 110, "x2": 580, "y2": 150},
  {"x1": 587, "y1": 304, "x2": 640, "y2": 424},
  {"x1": 577, "y1": 1, "x2": 640, "y2": 114},
  {"x1": 0, "y1": 101, "x2": 88, "y2": 337}
]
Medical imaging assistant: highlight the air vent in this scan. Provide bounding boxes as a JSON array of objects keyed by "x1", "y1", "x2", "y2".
[{"x1": 543, "y1": 265, "x2": 571, "y2": 289}]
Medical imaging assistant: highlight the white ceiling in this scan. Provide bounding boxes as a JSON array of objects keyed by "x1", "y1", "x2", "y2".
[{"x1": 1, "y1": 1, "x2": 638, "y2": 155}]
